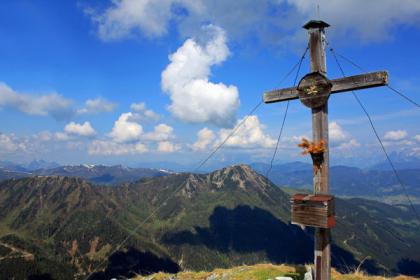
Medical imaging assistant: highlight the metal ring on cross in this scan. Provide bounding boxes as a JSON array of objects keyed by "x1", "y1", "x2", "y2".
[{"x1": 297, "y1": 72, "x2": 332, "y2": 108}]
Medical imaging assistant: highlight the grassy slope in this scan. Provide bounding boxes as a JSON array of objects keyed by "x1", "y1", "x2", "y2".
[{"x1": 133, "y1": 263, "x2": 418, "y2": 280}]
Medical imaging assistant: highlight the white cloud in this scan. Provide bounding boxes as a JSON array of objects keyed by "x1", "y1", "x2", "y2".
[
  {"x1": 336, "y1": 139, "x2": 361, "y2": 150},
  {"x1": 55, "y1": 132, "x2": 72, "y2": 142},
  {"x1": 289, "y1": 0, "x2": 420, "y2": 42},
  {"x1": 77, "y1": 98, "x2": 116, "y2": 114},
  {"x1": 33, "y1": 131, "x2": 82, "y2": 147},
  {"x1": 89, "y1": 0, "x2": 177, "y2": 40},
  {"x1": 384, "y1": 130, "x2": 407, "y2": 141},
  {"x1": 130, "y1": 102, "x2": 146, "y2": 111},
  {"x1": 87, "y1": 0, "x2": 420, "y2": 45},
  {"x1": 410, "y1": 147, "x2": 420, "y2": 157},
  {"x1": 161, "y1": 25, "x2": 239, "y2": 127},
  {"x1": 415, "y1": 135, "x2": 420, "y2": 142},
  {"x1": 130, "y1": 102, "x2": 160, "y2": 121},
  {"x1": 89, "y1": 111, "x2": 179, "y2": 155},
  {"x1": 144, "y1": 123, "x2": 174, "y2": 141},
  {"x1": 216, "y1": 115, "x2": 276, "y2": 149},
  {"x1": 143, "y1": 109, "x2": 160, "y2": 121},
  {"x1": 109, "y1": 112, "x2": 143, "y2": 143},
  {"x1": 192, "y1": 127, "x2": 215, "y2": 151},
  {"x1": 88, "y1": 140, "x2": 148, "y2": 155},
  {"x1": 0, "y1": 82, "x2": 73, "y2": 120},
  {"x1": 0, "y1": 133, "x2": 23, "y2": 153},
  {"x1": 34, "y1": 131, "x2": 53, "y2": 142},
  {"x1": 329, "y1": 122, "x2": 347, "y2": 142},
  {"x1": 328, "y1": 121, "x2": 360, "y2": 151},
  {"x1": 64, "y1": 121, "x2": 96, "y2": 137},
  {"x1": 157, "y1": 141, "x2": 180, "y2": 153}
]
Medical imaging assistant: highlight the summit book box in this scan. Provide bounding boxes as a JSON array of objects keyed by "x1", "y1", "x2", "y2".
[{"x1": 291, "y1": 194, "x2": 336, "y2": 229}]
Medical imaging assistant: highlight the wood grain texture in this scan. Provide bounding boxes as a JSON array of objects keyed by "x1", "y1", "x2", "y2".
[
  {"x1": 263, "y1": 87, "x2": 299, "y2": 103},
  {"x1": 263, "y1": 71, "x2": 388, "y2": 104},
  {"x1": 331, "y1": 71, "x2": 388, "y2": 93},
  {"x1": 309, "y1": 26, "x2": 331, "y2": 280},
  {"x1": 291, "y1": 195, "x2": 335, "y2": 228}
]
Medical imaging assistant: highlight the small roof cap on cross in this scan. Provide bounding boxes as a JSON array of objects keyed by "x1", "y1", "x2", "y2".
[{"x1": 303, "y1": 20, "x2": 330, "y2": 30}]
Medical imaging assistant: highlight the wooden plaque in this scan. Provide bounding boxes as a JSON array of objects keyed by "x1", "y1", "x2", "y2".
[
  {"x1": 291, "y1": 194, "x2": 335, "y2": 228},
  {"x1": 297, "y1": 72, "x2": 332, "y2": 108}
]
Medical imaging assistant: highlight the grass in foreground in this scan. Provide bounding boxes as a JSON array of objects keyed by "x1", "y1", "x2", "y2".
[{"x1": 133, "y1": 263, "x2": 418, "y2": 280}]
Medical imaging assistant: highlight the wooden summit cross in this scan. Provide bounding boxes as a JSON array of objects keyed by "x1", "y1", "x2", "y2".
[{"x1": 263, "y1": 20, "x2": 388, "y2": 280}]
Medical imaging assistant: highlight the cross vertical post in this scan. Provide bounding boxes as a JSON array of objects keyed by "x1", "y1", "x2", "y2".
[
  {"x1": 263, "y1": 19, "x2": 388, "y2": 280},
  {"x1": 304, "y1": 20, "x2": 331, "y2": 280}
]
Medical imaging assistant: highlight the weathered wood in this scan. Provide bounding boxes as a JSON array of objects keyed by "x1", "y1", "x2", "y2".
[
  {"x1": 262, "y1": 19, "x2": 389, "y2": 280},
  {"x1": 291, "y1": 193, "x2": 336, "y2": 228},
  {"x1": 264, "y1": 87, "x2": 298, "y2": 103},
  {"x1": 297, "y1": 72, "x2": 332, "y2": 108},
  {"x1": 263, "y1": 71, "x2": 388, "y2": 104},
  {"x1": 331, "y1": 71, "x2": 388, "y2": 93},
  {"x1": 308, "y1": 23, "x2": 331, "y2": 280}
]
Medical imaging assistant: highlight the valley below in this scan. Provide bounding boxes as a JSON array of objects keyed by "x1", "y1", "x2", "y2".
[{"x1": 0, "y1": 164, "x2": 419, "y2": 279}]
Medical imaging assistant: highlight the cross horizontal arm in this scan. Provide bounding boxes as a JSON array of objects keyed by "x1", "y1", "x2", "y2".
[
  {"x1": 264, "y1": 71, "x2": 388, "y2": 104},
  {"x1": 264, "y1": 86, "x2": 298, "y2": 103},
  {"x1": 331, "y1": 71, "x2": 388, "y2": 93}
]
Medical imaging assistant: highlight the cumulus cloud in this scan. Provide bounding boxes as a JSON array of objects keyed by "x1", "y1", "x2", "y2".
[
  {"x1": 31, "y1": 131, "x2": 76, "y2": 143},
  {"x1": 64, "y1": 121, "x2": 96, "y2": 137},
  {"x1": 0, "y1": 82, "x2": 73, "y2": 120},
  {"x1": 144, "y1": 123, "x2": 174, "y2": 141},
  {"x1": 0, "y1": 133, "x2": 23, "y2": 153},
  {"x1": 77, "y1": 98, "x2": 116, "y2": 114},
  {"x1": 415, "y1": 135, "x2": 420, "y2": 142},
  {"x1": 215, "y1": 115, "x2": 276, "y2": 149},
  {"x1": 328, "y1": 121, "x2": 360, "y2": 150},
  {"x1": 33, "y1": 131, "x2": 53, "y2": 142},
  {"x1": 384, "y1": 130, "x2": 407, "y2": 141},
  {"x1": 329, "y1": 122, "x2": 347, "y2": 143},
  {"x1": 192, "y1": 127, "x2": 215, "y2": 151},
  {"x1": 289, "y1": 0, "x2": 420, "y2": 42},
  {"x1": 336, "y1": 139, "x2": 361, "y2": 150},
  {"x1": 86, "y1": 0, "x2": 420, "y2": 45},
  {"x1": 161, "y1": 25, "x2": 239, "y2": 127},
  {"x1": 88, "y1": 140, "x2": 148, "y2": 155},
  {"x1": 157, "y1": 141, "x2": 180, "y2": 153},
  {"x1": 86, "y1": 0, "x2": 192, "y2": 40},
  {"x1": 410, "y1": 147, "x2": 420, "y2": 157},
  {"x1": 88, "y1": 111, "x2": 179, "y2": 155},
  {"x1": 55, "y1": 132, "x2": 72, "y2": 142},
  {"x1": 109, "y1": 112, "x2": 143, "y2": 143},
  {"x1": 130, "y1": 102, "x2": 160, "y2": 122},
  {"x1": 130, "y1": 102, "x2": 146, "y2": 111}
]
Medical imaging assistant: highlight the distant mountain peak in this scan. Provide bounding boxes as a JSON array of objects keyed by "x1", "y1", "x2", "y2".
[{"x1": 204, "y1": 164, "x2": 273, "y2": 193}]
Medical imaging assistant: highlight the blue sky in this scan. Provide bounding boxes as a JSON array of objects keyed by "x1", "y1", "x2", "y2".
[{"x1": 0, "y1": 0, "x2": 419, "y2": 169}]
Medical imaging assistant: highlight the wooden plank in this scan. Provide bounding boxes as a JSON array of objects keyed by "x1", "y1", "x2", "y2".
[
  {"x1": 309, "y1": 25, "x2": 330, "y2": 280},
  {"x1": 291, "y1": 216, "x2": 331, "y2": 228},
  {"x1": 331, "y1": 71, "x2": 388, "y2": 93},
  {"x1": 263, "y1": 87, "x2": 299, "y2": 103},
  {"x1": 292, "y1": 212, "x2": 330, "y2": 219},
  {"x1": 292, "y1": 193, "x2": 334, "y2": 201},
  {"x1": 292, "y1": 211, "x2": 329, "y2": 217},
  {"x1": 263, "y1": 71, "x2": 388, "y2": 104}
]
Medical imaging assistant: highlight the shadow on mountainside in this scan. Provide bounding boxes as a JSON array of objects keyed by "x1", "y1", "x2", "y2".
[
  {"x1": 397, "y1": 258, "x2": 420, "y2": 276},
  {"x1": 88, "y1": 247, "x2": 180, "y2": 280},
  {"x1": 163, "y1": 205, "x2": 384, "y2": 273}
]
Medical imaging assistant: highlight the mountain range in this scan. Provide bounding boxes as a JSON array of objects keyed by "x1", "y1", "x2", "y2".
[
  {"x1": 251, "y1": 162, "x2": 420, "y2": 204},
  {"x1": 0, "y1": 165, "x2": 419, "y2": 279},
  {"x1": 0, "y1": 164, "x2": 172, "y2": 185},
  {"x1": 1, "y1": 160, "x2": 419, "y2": 205}
]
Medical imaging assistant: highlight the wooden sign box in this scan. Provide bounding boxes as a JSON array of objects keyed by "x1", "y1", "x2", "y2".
[{"x1": 291, "y1": 194, "x2": 336, "y2": 228}]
